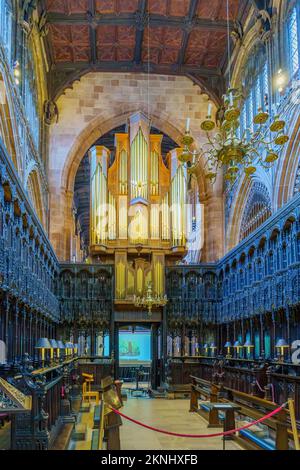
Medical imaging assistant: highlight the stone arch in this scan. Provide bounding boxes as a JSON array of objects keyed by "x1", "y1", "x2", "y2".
[
  {"x1": 239, "y1": 182, "x2": 272, "y2": 242},
  {"x1": 25, "y1": 168, "x2": 46, "y2": 227},
  {"x1": 226, "y1": 173, "x2": 272, "y2": 251},
  {"x1": 0, "y1": 66, "x2": 21, "y2": 173},
  {"x1": 231, "y1": 23, "x2": 263, "y2": 89},
  {"x1": 29, "y1": 25, "x2": 48, "y2": 119},
  {"x1": 48, "y1": 72, "x2": 223, "y2": 261},
  {"x1": 274, "y1": 109, "x2": 300, "y2": 208},
  {"x1": 61, "y1": 108, "x2": 208, "y2": 198},
  {"x1": 226, "y1": 176, "x2": 251, "y2": 252}
]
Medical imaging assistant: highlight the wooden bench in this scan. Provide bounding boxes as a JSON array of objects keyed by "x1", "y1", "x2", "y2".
[
  {"x1": 90, "y1": 377, "x2": 123, "y2": 450},
  {"x1": 189, "y1": 376, "x2": 300, "y2": 450},
  {"x1": 90, "y1": 400, "x2": 106, "y2": 450},
  {"x1": 190, "y1": 376, "x2": 223, "y2": 428},
  {"x1": 223, "y1": 388, "x2": 293, "y2": 450},
  {"x1": 167, "y1": 384, "x2": 191, "y2": 399}
]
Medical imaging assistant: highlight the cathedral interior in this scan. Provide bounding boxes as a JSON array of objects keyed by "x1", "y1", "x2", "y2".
[{"x1": 1, "y1": 0, "x2": 300, "y2": 454}]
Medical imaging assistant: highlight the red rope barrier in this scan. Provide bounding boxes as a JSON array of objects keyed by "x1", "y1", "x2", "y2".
[{"x1": 110, "y1": 403, "x2": 286, "y2": 439}]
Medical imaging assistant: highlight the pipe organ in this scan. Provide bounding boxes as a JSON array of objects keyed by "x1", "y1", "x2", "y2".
[{"x1": 90, "y1": 112, "x2": 189, "y2": 304}]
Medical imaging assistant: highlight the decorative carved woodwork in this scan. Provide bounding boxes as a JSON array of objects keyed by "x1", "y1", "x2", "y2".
[{"x1": 40, "y1": 0, "x2": 249, "y2": 101}]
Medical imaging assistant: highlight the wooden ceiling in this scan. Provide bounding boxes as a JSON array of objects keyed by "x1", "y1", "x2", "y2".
[{"x1": 41, "y1": 0, "x2": 250, "y2": 103}]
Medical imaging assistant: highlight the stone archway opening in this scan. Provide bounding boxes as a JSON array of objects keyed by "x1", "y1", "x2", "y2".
[{"x1": 72, "y1": 120, "x2": 180, "y2": 261}]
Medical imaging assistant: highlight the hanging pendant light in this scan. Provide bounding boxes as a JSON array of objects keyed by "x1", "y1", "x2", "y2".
[
  {"x1": 180, "y1": 0, "x2": 289, "y2": 184},
  {"x1": 134, "y1": 282, "x2": 168, "y2": 316}
]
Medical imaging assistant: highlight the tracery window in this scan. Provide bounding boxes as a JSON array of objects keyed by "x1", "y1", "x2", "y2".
[
  {"x1": 24, "y1": 51, "x2": 40, "y2": 149},
  {"x1": 287, "y1": 4, "x2": 300, "y2": 78},
  {"x1": 240, "y1": 183, "x2": 272, "y2": 241},
  {"x1": 239, "y1": 47, "x2": 269, "y2": 140},
  {"x1": 185, "y1": 174, "x2": 203, "y2": 264},
  {"x1": 0, "y1": 0, "x2": 13, "y2": 62}
]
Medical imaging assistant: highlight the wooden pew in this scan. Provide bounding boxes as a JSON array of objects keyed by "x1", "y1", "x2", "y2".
[
  {"x1": 223, "y1": 387, "x2": 291, "y2": 450},
  {"x1": 102, "y1": 377, "x2": 123, "y2": 450},
  {"x1": 91, "y1": 377, "x2": 123, "y2": 451},
  {"x1": 190, "y1": 375, "x2": 223, "y2": 427},
  {"x1": 190, "y1": 375, "x2": 300, "y2": 450},
  {"x1": 91, "y1": 401, "x2": 106, "y2": 450}
]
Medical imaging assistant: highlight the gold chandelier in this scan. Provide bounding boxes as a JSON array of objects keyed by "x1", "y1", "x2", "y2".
[
  {"x1": 179, "y1": 0, "x2": 289, "y2": 184},
  {"x1": 134, "y1": 282, "x2": 168, "y2": 316},
  {"x1": 180, "y1": 88, "x2": 289, "y2": 184}
]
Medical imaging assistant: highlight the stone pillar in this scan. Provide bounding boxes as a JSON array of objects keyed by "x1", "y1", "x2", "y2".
[
  {"x1": 64, "y1": 190, "x2": 75, "y2": 262},
  {"x1": 201, "y1": 181, "x2": 224, "y2": 262}
]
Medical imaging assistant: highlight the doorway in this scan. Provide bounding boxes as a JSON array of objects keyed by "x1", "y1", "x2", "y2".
[{"x1": 114, "y1": 322, "x2": 163, "y2": 390}]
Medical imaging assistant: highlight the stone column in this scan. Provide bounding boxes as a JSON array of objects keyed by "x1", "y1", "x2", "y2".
[{"x1": 201, "y1": 184, "x2": 224, "y2": 262}]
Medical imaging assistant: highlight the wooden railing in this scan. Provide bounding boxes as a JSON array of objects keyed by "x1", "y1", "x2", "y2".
[
  {"x1": 189, "y1": 374, "x2": 300, "y2": 450},
  {"x1": 10, "y1": 358, "x2": 78, "y2": 450},
  {"x1": 166, "y1": 356, "x2": 300, "y2": 420},
  {"x1": 91, "y1": 376, "x2": 122, "y2": 450}
]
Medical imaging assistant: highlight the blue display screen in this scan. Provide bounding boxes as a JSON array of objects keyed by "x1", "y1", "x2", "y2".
[{"x1": 119, "y1": 331, "x2": 151, "y2": 362}]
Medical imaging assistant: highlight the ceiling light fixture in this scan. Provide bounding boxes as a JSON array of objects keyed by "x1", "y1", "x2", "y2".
[{"x1": 179, "y1": 0, "x2": 289, "y2": 185}]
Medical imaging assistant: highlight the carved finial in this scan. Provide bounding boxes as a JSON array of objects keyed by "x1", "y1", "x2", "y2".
[
  {"x1": 19, "y1": 0, "x2": 37, "y2": 33},
  {"x1": 44, "y1": 100, "x2": 59, "y2": 125},
  {"x1": 37, "y1": 11, "x2": 49, "y2": 37},
  {"x1": 254, "y1": 9, "x2": 272, "y2": 43},
  {"x1": 231, "y1": 20, "x2": 244, "y2": 46}
]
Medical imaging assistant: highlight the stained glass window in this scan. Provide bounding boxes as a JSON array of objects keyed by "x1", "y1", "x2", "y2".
[
  {"x1": 0, "y1": 0, "x2": 13, "y2": 62},
  {"x1": 288, "y1": 7, "x2": 299, "y2": 77}
]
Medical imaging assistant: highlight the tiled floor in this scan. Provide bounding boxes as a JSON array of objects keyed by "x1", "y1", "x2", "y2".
[
  {"x1": 69, "y1": 397, "x2": 242, "y2": 451},
  {"x1": 120, "y1": 398, "x2": 242, "y2": 451}
]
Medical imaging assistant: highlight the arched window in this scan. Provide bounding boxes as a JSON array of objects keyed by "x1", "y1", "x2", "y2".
[
  {"x1": 185, "y1": 174, "x2": 203, "y2": 263},
  {"x1": 24, "y1": 50, "x2": 40, "y2": 149},
  {"x1": 26, "y1": 170, "x2": 44, "y2": 225},
  {"x1": 287, "y1": 4, "x2": 300, "y2": 78},
  {"x1": 240, "y1": 183, "x2": 272, "y2": 241},
  {"x1": 239, "y1": 45, "x2": 269, "y2": 140},
  {"x1": 0, "y1": 0, "x2": 13, "y2": 62}
]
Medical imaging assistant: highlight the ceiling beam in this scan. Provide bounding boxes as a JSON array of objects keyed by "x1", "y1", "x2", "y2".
[
  {"x1": 134, "y1": 0, "x2": 147, "y2": 64},
  {"x1": 49, "y1": 62, "x2": 223, "y2": 106},
  {"x1": 46, "y1": 12, "x2": 234, "y2": 32},
  {"x1": 178, "y1": 0, "x2": 199, "y2": 67},
  {"x1": 51, "y1": 61, "x2": 221, "y2": 77},
  {"x1": 88, "y1": 0, "x2": 97, "y2": 64}
]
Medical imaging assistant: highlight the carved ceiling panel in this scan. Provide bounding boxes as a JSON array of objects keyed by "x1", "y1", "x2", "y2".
[
  {"x1": 95, "y1": 0, "x2": 140, "y2": 14},
  {"x1": 196, "y1": 0, "x2": 240, "y2": 21},
  {"x1": 96, "y1": 25, "x2": 136, "y2": 61},
  {"x1": 46, "y1": 0, "x2": 89, "y2": 14},
  {"x1": 142, "y1": 26, "x2": 183, "y2": 65},
  {"x1": 49, "y1": 24, "x2": 90, "y2": 62},
  {"x1": 147, "y1": 0, "x2": 191, "y2": 17},
  {"x1": 42, "y1": 0, "x2": 250, "y2": 101},
  {"x1": 185, "y1": 30, "x2": 227, "y2": 68}
]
